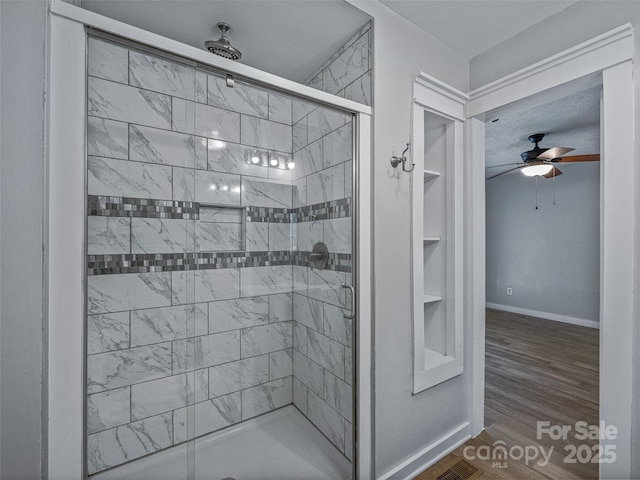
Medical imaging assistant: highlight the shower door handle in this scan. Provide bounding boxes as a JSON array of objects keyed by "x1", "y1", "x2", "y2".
[{"x1": 341, "y1": 284, "x2": 355, "y2": 320}]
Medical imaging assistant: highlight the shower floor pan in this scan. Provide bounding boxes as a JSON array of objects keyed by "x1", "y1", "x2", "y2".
[{"x1": 92, "y1": 405, "x2": 351, "y2": 480}]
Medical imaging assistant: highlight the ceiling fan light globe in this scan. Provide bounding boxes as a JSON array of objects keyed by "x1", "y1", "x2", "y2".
[{"x1": 521, "y1": 164, "x2": 553, "y2": 177}]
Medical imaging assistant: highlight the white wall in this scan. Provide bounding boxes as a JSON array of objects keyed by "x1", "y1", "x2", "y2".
[
  {"x1": 347, "y1": 1, "x2": 469, "y2": 477},
  {"x1": 0, "y1": 1, "x2": 47, "y2": 479},
  {"x1": 486, "y1": 163, "x2": 600, "y2": 324}
]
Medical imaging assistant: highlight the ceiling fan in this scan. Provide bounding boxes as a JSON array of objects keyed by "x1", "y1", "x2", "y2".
[{"x1": 486, "y1": 133, "x2": 600, "y2": 180}]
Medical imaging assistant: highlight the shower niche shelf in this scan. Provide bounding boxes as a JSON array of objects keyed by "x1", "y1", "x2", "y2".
[{"x1": 410, "y1": 72, "x2": 466, "y2": 394}]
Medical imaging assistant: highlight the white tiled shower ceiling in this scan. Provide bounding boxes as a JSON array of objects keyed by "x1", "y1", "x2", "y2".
[{"x1": 84, "y1": 30, "x2": 367, "y2": 474}]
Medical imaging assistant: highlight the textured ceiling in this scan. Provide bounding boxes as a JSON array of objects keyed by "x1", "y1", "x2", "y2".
[
  {"x1": 381, "y1": 0, "x2": 579, "y2": 59},
  {"x1": 80, "y1": 0, "x2": 371, "y2": 83},
  {"x1": 485, "y1": 85, "x2": 601, "y2": 178}
]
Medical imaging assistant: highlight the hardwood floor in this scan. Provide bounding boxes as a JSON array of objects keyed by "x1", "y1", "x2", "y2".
[{"x1": 414, "y1": 309, "x2": 599, "y2": 480}]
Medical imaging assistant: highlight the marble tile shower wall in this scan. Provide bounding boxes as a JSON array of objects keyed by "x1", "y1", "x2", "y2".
[
  {"x1": 291, "y1": 97, "x2": 354, "y2": 459},
  {"x1": 305, "y1": 22, "x2": 372, "y2": 107},
  {"x1": 85, "y1": 37, "x2": 299, "y2": 475}
]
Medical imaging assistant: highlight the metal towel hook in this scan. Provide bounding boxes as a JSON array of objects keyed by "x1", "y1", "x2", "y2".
[{"x1": 390, "y1": 143, "x2": 414, "y2": 172}]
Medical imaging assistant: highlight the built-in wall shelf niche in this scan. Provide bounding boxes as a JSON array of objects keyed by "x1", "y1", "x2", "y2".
[{"x1": 410, "y1": 72, "x2": 467, "y2": 394}]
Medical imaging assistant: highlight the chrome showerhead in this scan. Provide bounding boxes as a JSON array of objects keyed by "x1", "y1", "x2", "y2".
[{"x1": 205, "y1": 23, "x2": 242, "y2": 61}]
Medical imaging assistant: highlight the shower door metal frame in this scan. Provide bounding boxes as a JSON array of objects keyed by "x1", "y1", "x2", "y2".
[{"x1": 47, "y1": 1, "x2": 373, "y2": 479}]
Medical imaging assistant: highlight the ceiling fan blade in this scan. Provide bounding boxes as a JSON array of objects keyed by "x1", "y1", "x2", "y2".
[
  {"x1": 485, "y1": 162, "x2": 522, "y2": 169},
  {"x1": 486, "y1": 165, "x2": 523, "y2": 180},
  {"x1": 537, "y1": 147, "x2": 575, "y2": 160},
  {"x1": 542, "y1": 166, "x2": 563, "y2": 179},
  {"x1": 556, "y1": 154, "x2": 600, "y2": 163}
]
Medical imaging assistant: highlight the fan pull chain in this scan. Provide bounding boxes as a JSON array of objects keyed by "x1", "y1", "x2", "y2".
[
  {"x1": 535, "y1": 177, "x2": 539, "y2": 210},
  {"x1": 553, "y1": 173, "x2": 557, "y2": 205}
]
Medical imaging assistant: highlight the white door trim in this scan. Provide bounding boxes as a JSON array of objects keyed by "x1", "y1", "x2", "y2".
[{"x1": 466, "y1": 24, "x2": 635, "y2": 480}]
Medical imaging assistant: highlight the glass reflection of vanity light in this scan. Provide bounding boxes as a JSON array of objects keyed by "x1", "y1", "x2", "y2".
[{"x1": 245, "y1": 149, "x2": 295, "y2": 169}]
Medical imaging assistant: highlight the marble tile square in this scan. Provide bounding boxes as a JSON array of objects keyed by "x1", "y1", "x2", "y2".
[
  {"x1": 241, "y1": 116, "x2": 292, "y2": 153},
  {"x1": 88, "y1": 216, "x2": 130, "y2": 255},
  {"x1": 172, "y1": 331, "x2": 240, "y2": 373},
  {"x1": 323, "y1": 217, "x2": 352, "y2": 255},
  {"x1": 241, "y1": 376, "x2": 292, "y2": 420},
  {"x1": 195, "y1": 103, "x2": 241, "y2": 143},
  {"x1": 88, "y1": 386, "x2": 131, "y2": 434},
  {"x1": 208, "y1": 140, "x2": 268, "y2": 178},
  {"x1": 343, "y1": 70, "x2": 371, "y2": 106},
  {"x1": 88, "y1": 156, "x2": 173, "y2": 200},
  {"x1": 292, "y1": 117, "x2": 308, "y2": 152},
  {"x1": 345, "y1": 346, "x2": 353, "y2": 385},
  {"x1": 195, "y1": 70, "x2": 208, "y2": 104},
  {"x1": 269, "y1": 349, "x2": 293, "y2": 380},
  {"x1": 131, "y1": 218, "x2": 191, "y2": 254},
  {"x1": 174, "y1": 393, "x2": 242, "y2": 442},
  {"x1": 323, "y1": 303, "x2": 352, "y2": 348},
  {"x1": 322, "y1": 32, "x2": 369, "y2": 95},
  {"x1": 322, "y1": 122, "x2": 352, "y2": 169},
  {"x1": 295, "y1": 220, "x2": 323, "y2": 252},
  {"x1": 269, "y1": 223, "x2": 291, "y2": 251},
  {"x1": 345, "y1": 421, "x2": 353, "y2": 459},
  {"x1": 292, "y1": 348, "x2": 323, "y2": 396},
  {"x1": 130, "y1": 124, "x2": 197, "y2": 168},
  {"x1": 293, "y1": 376, "x2": 308, "y2": 415},
  {"x1": 87, "y1": 412, "x2": 172, "y2": 475},
  {"x1": 87, "y1": 116, "x2": 128, "y2": 160},
  {"x1": 323, "y1": 370, "x2": 352, "y2": 422},
  {"x1": 208, "y1": 355, "x2": 269, "y2": 397},
  {"x1": 242, "y1": 178, "x2": 292, "y2": 209},
  {"x1": 173, "y1": 168, "x2": 241, "y2": 205},
  {"x1": 292, "y1": 266, "x2": 307, "y2": 294},
  {"x1": 169, "y1": 269, "x2": 240, "y2": 305},
  {"x1": 88, "y1": 76, "x2": 171, "y2": 129},
  {"x1": 199, "y1": 205, "x2": 242, "y2": 223},
  {"x1": 307, "y1": 268, "x2": 347, "y2": 308},
  {"x1": 87, "y1": 312, "x2": 130, "y2": 355},
  {"x1": 209, "y1": 296, "x2": 269, "y2": 333},
  {"x1": 87, "y1": 343, "x2": 172, "y2": 394},
  {"x1": 171, "y1": 98, "x2": 196, "y2": 134},
  {"x1": 88, "y1": 272, "x2": 172, "y2": 315},
  {"x1": 240, "y1": 265, "x2": 293, "y2": 297},
  {"x1": 292, "y1": 139, "x2": 323, "y2": 180},
  {"x1": 308, "y1": 330, "x2": 345, "y2": 380},
  {"x1": 269, "y1": 292, "x2": 293, "y2": 323},
  {"x1": 208, "y1": 73, "x2": 268, "y2": 119},
  {"x1": 129, "y1": 51, "x2": 195, "y2": 100},
  {"x1": 307, "y1": 106, "x2": 348, "y2": 144},
  {"x1": 245, "y1": 222, "x2": 268, "y2": 252},
  {"x1": 196, "y1": 221, "x2": 242, "y2": 252},
  {"x1": 293, "y1": 294, "x2": 323, "y2": 332},
  {"x1": 241, "y1": 322, "x2": 292, "y2": 358},
  {"x1": 307, "y1": 390, "x2": 345, "y2": 452},
  {"x1": 268, "y1": 92, "x2": 293, "y2": 125},
  {"x1": 88, "y1": 37, "x2": 128, "y2": 84},
  {"x1": 293, "y1": 321, "x2": 308, "y2": 355},
  {"x1": 131, "y1": 370, "x2": 208, "y2": 420},
  {"x1": 292, "y1": 98, "x2": 316, "y2": 124},
  {"x1": 306, "y1": 163, "x2": 345, "y2": 205},
  {"x1": 268, "y1": 163, "x2": 294, "y2": 182},
  {"x1": 293, "y1": 177, "x2": 307, "y2": 208},
  {"x1": 130, "y1": 304, "x2": 208, "y2": 347}
]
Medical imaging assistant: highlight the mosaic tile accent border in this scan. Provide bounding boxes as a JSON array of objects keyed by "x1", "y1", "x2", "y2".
[
  {"x1": 294, "y1": 198, "x2": 351, "y2": 223},
  {"x1": 88, "y1": 250, "x2": 352, "y2": 275},
  {"x1": 88, "y1": 195, "x2": 198, "y2": 219},
  {"x1": 294, "y1": 251, "x2": 352, "y2": 273},
  {"x1": 89, "y1": 195, "x2": 351, "y2": 223},
  {"x1": 88, "y1": 251, "x2": 295, "y2": 276}
]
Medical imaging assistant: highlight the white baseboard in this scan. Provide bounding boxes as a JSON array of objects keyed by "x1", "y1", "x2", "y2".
[
  {"x1": 485, "y1": 302, "x2": 599, "y2": 329},
  {"x1": 378, "y1": 422, "x2": 471, "y2": 480}
]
